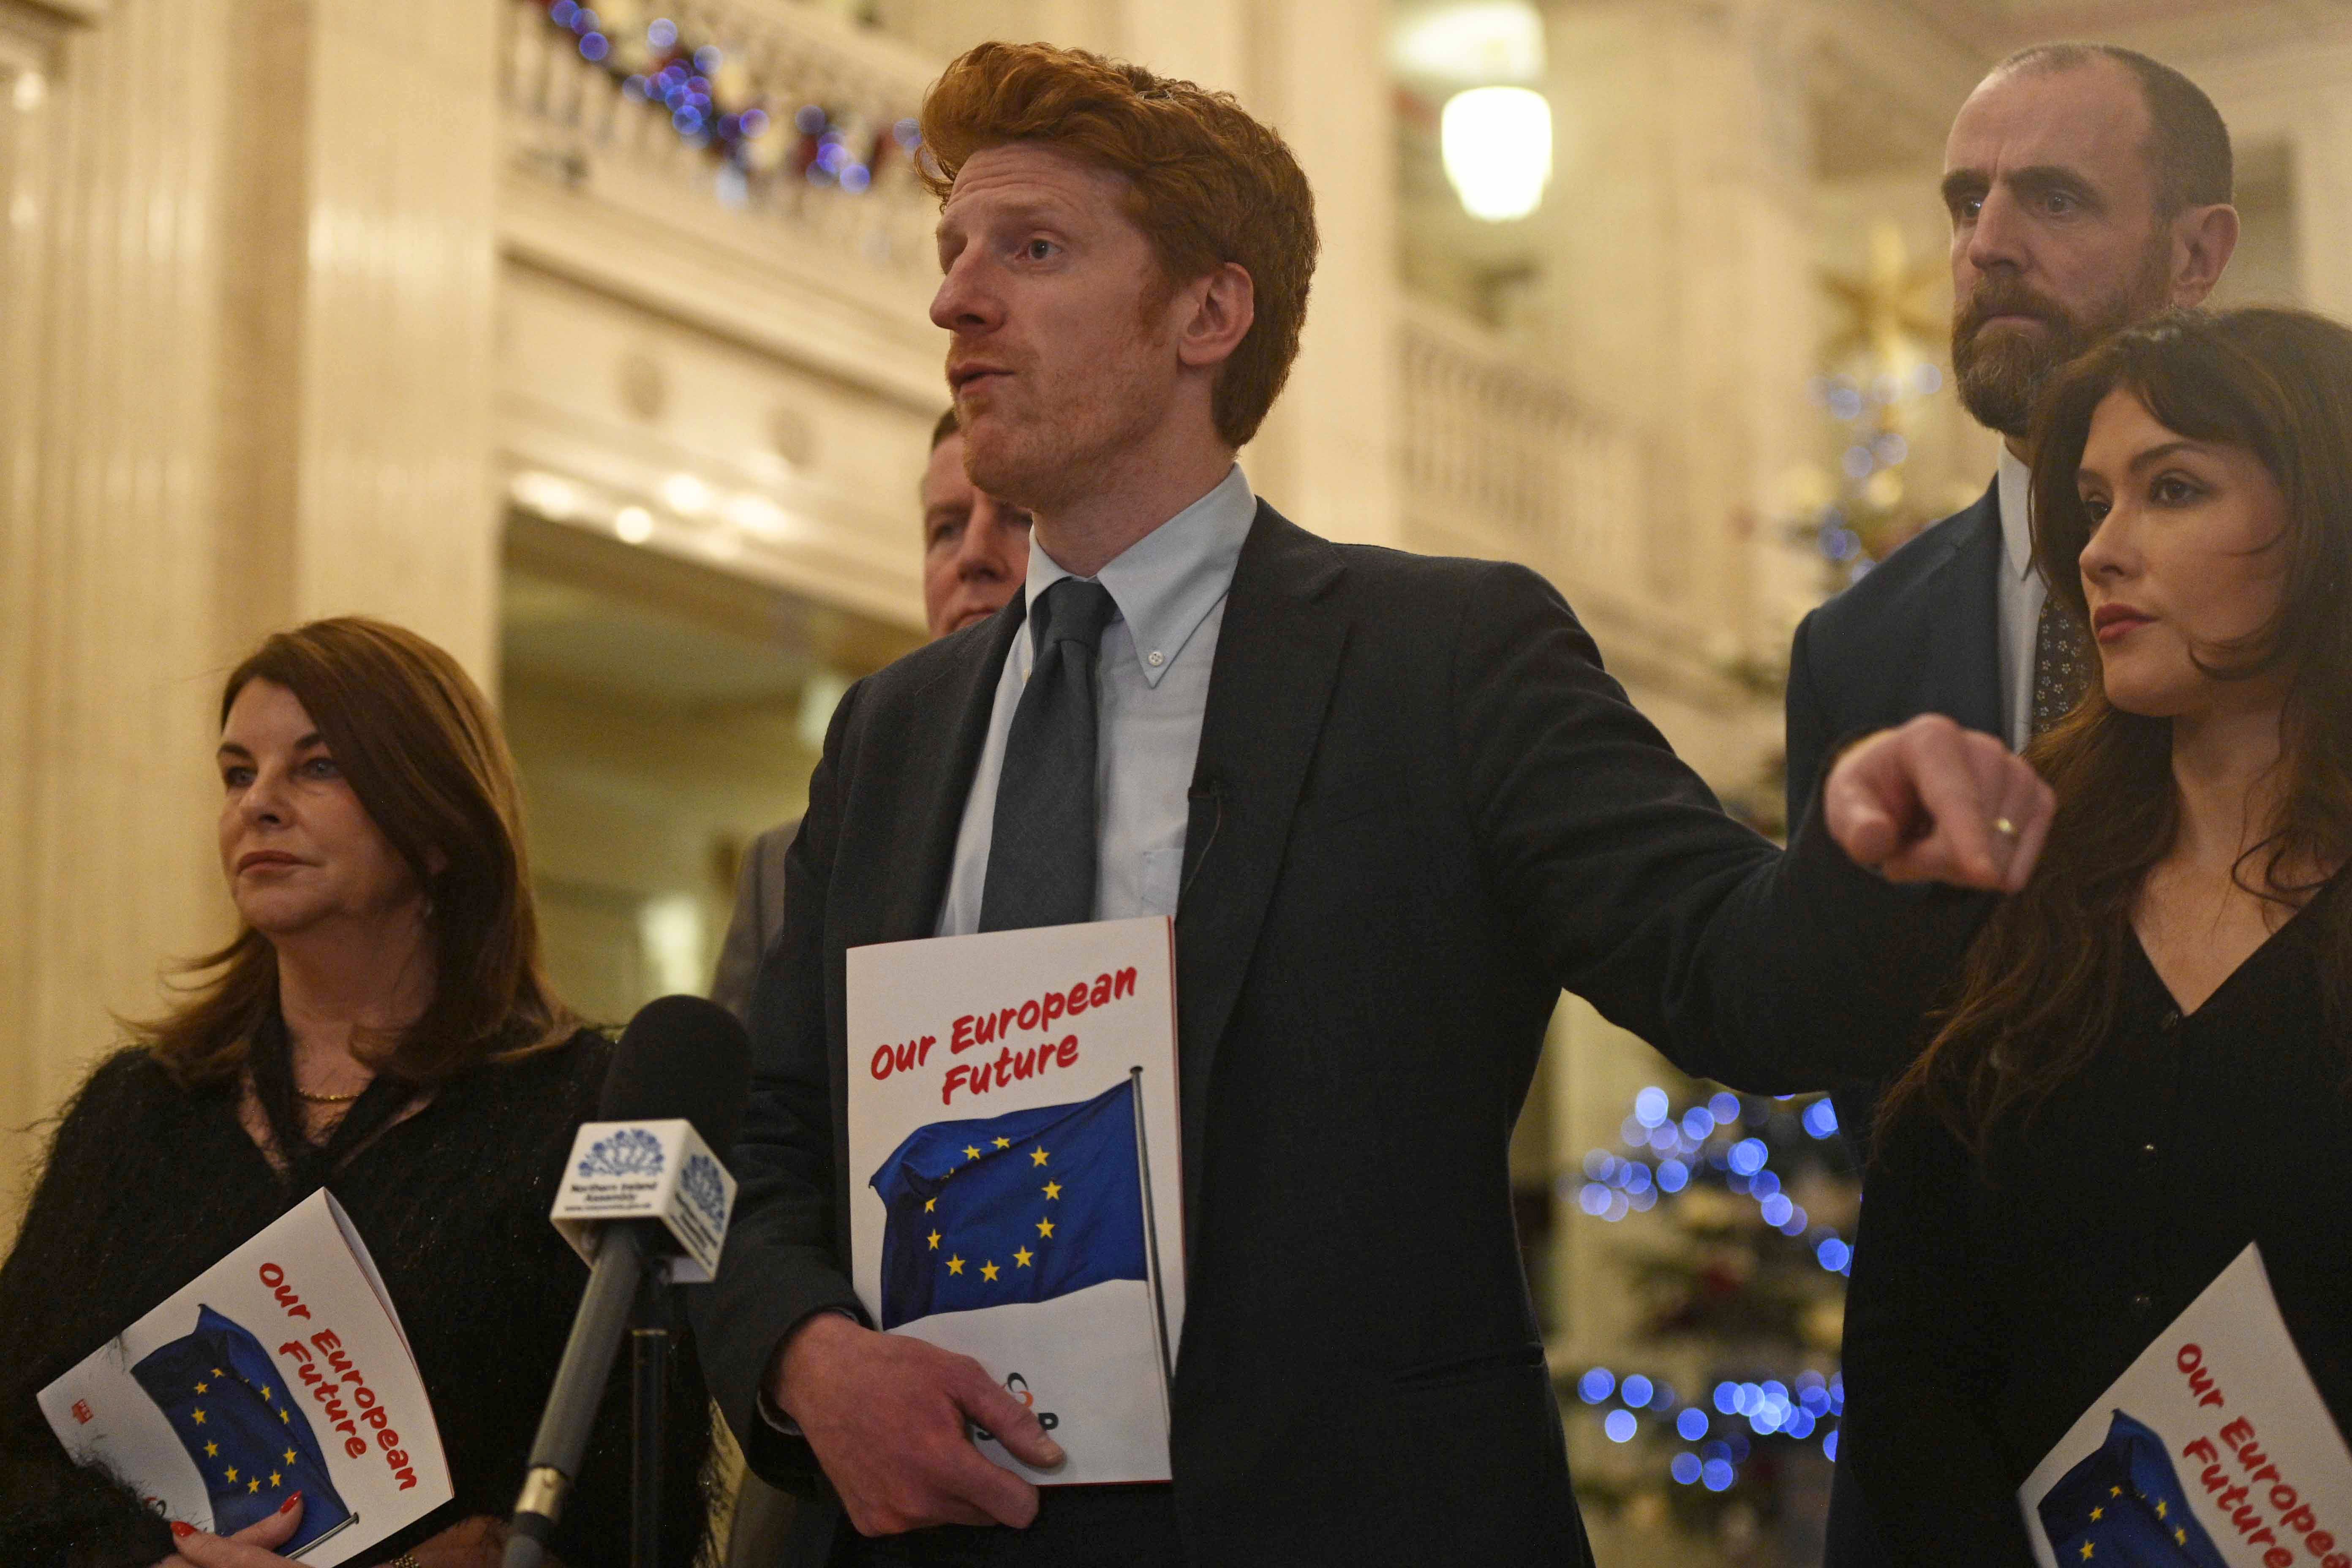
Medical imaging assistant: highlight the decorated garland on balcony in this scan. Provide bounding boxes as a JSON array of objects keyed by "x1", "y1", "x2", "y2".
[{"x1": 533, "y1": 1, "x2": 924, "y2": 191}]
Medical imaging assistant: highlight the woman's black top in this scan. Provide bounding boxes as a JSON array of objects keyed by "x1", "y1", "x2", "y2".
[
  {"x1": 1843, "y1": 878, "x2": 2352, "y2": 1565},
  {"x1": 0, "y1": 1028, "x2": 710, "y2": 1568}
]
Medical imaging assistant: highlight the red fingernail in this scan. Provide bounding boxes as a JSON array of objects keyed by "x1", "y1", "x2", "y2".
[
  {"x1": 280, "y1": 1491, "x2": 302, "y2": 1514},
  {"x1": 171, "y1": 1521, "x2": 197, "y2": 1538}
]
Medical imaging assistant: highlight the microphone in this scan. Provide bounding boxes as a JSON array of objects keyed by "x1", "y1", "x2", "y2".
[{"x1": 503, "y1": 996, "x2": 749, "y2": 1568}]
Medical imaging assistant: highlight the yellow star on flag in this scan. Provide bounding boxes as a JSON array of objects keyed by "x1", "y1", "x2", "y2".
[
  {"x1": 212, "y1": 1368, "x2": 225, "y2": 1378},
  {"x1": 982, "y1": 1260, "x2": 1000, "y2": 1281},
  {"x1": 946, "y1": 1255, "x2": 965, "y2": 1274},
  {"x1": 1042, "y1": 1181, "x2": 1062, "y2": 1200},
  {"x1": 193, "y1": 1381, "x2": 208, "y2": 1394},
  {"x1": 2174, "y1": 1528, "x2": 2188, "y2": 1547},
  {"x1": 928, "y1": 1230, "x2": 941, "y2": 1250},
  {"x1": 280, "y1": 1409, "x2": 290, "y2": 1424},
  {"x1": 2110, "y1": 1486, "x2": 2123, "y2": 1498},
  {"x1": 1014, "y1": 1247, "x2": 1033, "y2": 1267},
  {"x1": 191, "y1": 1410, "x2": 206, "y2": 1425},
  {"x1": 283, "y1": 1448, "x2": 297, "y2": 1466},
  {"x1": 248, "y1": 1478, "x2": 261, "y2": 1494},
  {"x1": 964, "y1": 1145, "x2": 982, "y2": 1160},
  {"x1": 224, "y1": 1466, "x2": 238, "y2": 1483},
  {"x1": 1037, "y1": 1217, "x2": 1055, "y2": 1238},
  {"x1": 2080, "y1": 1543, "x2": 2093, "y2": 1561},
  {"x1": 924, "y1": 1198, "x2": 935, "y2": 1212},
  {"x1": 2153, "y1": 1501, "x2": 2166, "y2": 1520},
  {"x1": 204, "y1": 1442, "x2": 218, "y2": 1458},
  {"x1": 2090, "y1": 1508, "x2": 2103, "y2": 1522},
  {"x1": 270, "y1": 1472, "x2": 283, "y2": 1489},
  {"x1": 994, "y1": 1137, "x2": 1012, "y2": 1149},
  {"x1": 1031, "y1": 1146, "x2": 1049, "y2": 1166}
]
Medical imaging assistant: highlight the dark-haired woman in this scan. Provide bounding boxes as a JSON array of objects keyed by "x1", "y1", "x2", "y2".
[
  {"x1": 0, "y1": 618, "x2": 710, "y2": 1568},
  {"x1": 1843, "y1": 307, "x2": 2352, "y2": 1564}
]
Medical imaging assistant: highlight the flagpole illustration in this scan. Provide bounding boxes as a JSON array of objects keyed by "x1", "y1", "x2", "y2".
[{"x1": 1129, "y1": 1065, "x2": 1174, "y2": 1429}]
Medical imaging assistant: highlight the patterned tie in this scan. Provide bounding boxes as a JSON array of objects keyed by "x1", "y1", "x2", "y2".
[
  {"x1": 979, "y1": 577, "x2": 1120, "y2": 932},
  {"x1": 2031, "y1": 595, "x2": 2094, "y2": 738}
]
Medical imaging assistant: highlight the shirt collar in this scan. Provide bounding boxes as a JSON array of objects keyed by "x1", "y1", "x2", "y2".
[
  {"x1": 1021, "y1": 463, "x2": 1257, "y2": 687},
  {"x1": 1996, "y1": 445, "x2": 2035, "y2": 582}
]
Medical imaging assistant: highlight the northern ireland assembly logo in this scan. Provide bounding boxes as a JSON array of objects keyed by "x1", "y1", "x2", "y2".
[
  {"x1": 680, "y1": 1151, "x2": 728, "y2": 1231},
  {"x1": 577, "y1": 1127, "x2": 666, "y2": 1179}
]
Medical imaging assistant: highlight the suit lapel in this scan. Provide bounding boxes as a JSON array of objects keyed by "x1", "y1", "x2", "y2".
[
  {"x1": 874, "y1": 596, "x2": 1027, "y2": 944},
  {"x1": 1172, "y1": 504, "x2": 1348, "y2": 1233},
  {"x1": 1923, "y1": 483, "x2": 2006, "y2": 738}
]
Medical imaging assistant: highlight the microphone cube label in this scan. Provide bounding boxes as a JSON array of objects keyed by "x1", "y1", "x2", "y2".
[{"x1": 550, "y1": 1119, "x2": 737, "y2": 1283}]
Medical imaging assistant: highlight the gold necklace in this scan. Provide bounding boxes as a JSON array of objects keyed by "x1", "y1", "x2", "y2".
[{"x1": 295, "y1": 1085, "x2": 367, "y2": 1105}]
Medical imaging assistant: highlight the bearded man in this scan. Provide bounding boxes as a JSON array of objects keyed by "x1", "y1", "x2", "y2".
[{"x1": 1780, "y1": 41, "x2": 2239, "y2": 1568}]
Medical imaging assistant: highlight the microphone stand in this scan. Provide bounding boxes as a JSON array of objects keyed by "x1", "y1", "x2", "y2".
[{"x1": 629, "y1": 1254, "x2": 675, "y2": 1568}]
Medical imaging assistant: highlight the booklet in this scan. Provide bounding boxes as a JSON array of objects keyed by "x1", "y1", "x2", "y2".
[
  {"x1": 2020, "y1": 1244, "x2": 2352, "y2": 1568},
  {"x1": 847, "y1": 916, "x2": 1185, "y2": 1485},
  {"x1": 38, "y1": 1189, "x2": 452, "y2": 1563}
]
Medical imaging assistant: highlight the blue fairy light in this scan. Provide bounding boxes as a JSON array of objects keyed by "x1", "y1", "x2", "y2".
[
  {"x1": 1728, "y1": 1138, "x2": 1767, "y2": 1176},
  {"x1": 1578, "y1": 1368, "x2": 1615, "y2": 1405},
  {"x1": 1671, "y1": 1452, "x2": 1702, "y2": 1484},
  {"x1": 647, "y1": 18, "x2": 678, "y2": 47},
  {"x1": 1708, "y1": 1092, "x2": 1741, "y2": 1124},
  {"x1": 1702, "y1": 1458, "x2": 1736, "y2": 1492},
  {"x1": 1823, "y1": 1427, "x2": 1840, "y2": 1462},
  {"x1": 1578, "y1": 1183, "x2": 1609, "y2": 1217},
  {"x1": 1622, "y1": 1375, "x2": 1653, "y2": 1408},
  {"x1": 550, "y1": 0, "x2": 580, "y2": 24},
  {"x1": 1803, "y1": 1098, "x2": 1840, "y2": 1138},
  {"x1": 1655, "y1": 1158, "x2": 1688, "y2": 1193},
  {"x1": 1633, "y1": 1087, "x2": 1669, "y2": 1127},
  {"x1": 1713, "y1": 1382, "x2": 1740, "y2": 1415},
  {"x1": 1778, "y1": 1205, "x2": 1809, "y2": 1236},
  {"x1": 1680, "y1": 1106, "x2": 1716, "y2": 1139},
  {"x1": 1677, "y1": 1407, "x2": 1710, "y2": 1441},
  {"x1": 1604, "y1": 1410, "x2": 1638, "y2": 1443},
  {"x1": 1749, "y1": 1168, "x2": 1781, "y2": 1199},
  {"x1": 1759, "y1": 1193, "x2": 1794, "y2": 1227},
  {"x1": 579, "y1": 33, "x2": 609, "y2": 61}
]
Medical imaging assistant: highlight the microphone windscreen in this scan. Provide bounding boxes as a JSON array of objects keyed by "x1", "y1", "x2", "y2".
[{"x1": 599, "y1": 995, "x2": 751, "y2": 1155}]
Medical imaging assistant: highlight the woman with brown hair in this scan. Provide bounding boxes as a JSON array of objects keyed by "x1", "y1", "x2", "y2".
[
  {"x1": 1843, "y1": 307, "x2": 2352, "y2": 1563},
  {"x1": 0, "y1": 618, "x2": 709, "y2": 1567}
]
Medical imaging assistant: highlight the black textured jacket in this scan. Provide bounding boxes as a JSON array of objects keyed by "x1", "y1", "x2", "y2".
[{"x1": 0, "y1": 1029, "x2": 710, "y2": 1567}]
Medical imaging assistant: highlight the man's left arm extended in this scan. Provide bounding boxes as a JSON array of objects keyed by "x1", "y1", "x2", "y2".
[{"x1": 1450, "y1": 562, "x2": 2011, "y2": 1092}]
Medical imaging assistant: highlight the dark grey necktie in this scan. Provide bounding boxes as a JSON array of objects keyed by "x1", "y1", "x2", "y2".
[
  {"x1": 979, "y1": 577, "x2": 1120, "y2": 932},
  {"x1": 2031, "y1": 594, "x2": 2093, "y2": 738}
]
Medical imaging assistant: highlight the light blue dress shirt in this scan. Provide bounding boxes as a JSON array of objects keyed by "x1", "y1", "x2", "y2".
[{"x1": 935, "y1": 464, "x2": 1258, "y2": 936}]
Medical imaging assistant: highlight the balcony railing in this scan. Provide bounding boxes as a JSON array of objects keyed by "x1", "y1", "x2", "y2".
[
  {"x1": 501, "y1": 0, "x2": 941, "y2": 283},
  {"x1": 1396, "y1": 300, "x2": 1651, "y2": 607}
]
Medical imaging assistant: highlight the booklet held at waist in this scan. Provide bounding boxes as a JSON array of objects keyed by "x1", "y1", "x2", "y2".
[
  {"x1": 848, "y1": 916, "x2": 1184, "y2": 1486},
  {"x1": 38, "y1": 1189, "x2": 452, "y2": 1562},
  {"x1": 2020, "y1": 1244, "x2": 2352, "y2": 1568}
]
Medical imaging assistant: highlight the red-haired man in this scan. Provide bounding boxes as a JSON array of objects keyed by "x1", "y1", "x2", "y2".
[{"x1": 703, "y1": 41, "x2": 2051, "y2": 1567}]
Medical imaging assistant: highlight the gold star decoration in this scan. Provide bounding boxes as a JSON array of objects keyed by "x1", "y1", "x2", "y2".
[
  {"x1": 994, "y1": 1137, "x2": 1012, "y2": 1149},
  {"x1": 946, "y1": 1255, "x2": 965, "y2": 1275},
  {"x1": 283, "y1": 1448, "x2": 297, "y2": 1466},
  {"x1": 2174, "y1": 1528, "x2": 2188, "y2": 1547},
  {"x1": 2110, "y1": 1486, "x2": 2123, "y2": 1498},
  {"x1": 2090, "y1": 1508, "x2": 2103, "y2": 1522},
  {"x1": 258, "y1": 1386, "x2": 271, "y2": 1402},
  {"x1": 1818, "y1": 221, "x2": 1944, "y2": 370},
  {"x1": 1014, "y1": 1247, "x2": 1034, "y2": 1267},
  {"x1": 212, "y1": 1368, "x2": 226, "y2": 1378},
  {"x1": 279, "y1": 1409, "x2": 290, "y2": 1424},
  {"x1": 1037, "y1": 1217, "x2": 1055, "y2": 1238},
  {"x1": 924, "y1": 1198, "x2": 936, "y2": 1212},
  {"x1": 224, "y1": 1466, "x2": 238, "y2": 1484},
  {"x1": 981, "y1": 1260, "x2": 1001, "y2": 1281},
  {"x1": 204, "y1": 1442, "x2": 218, "y2": 1458},
  {"x1": 964, "y1": 1145, "x2": 982, "y2": 1160},
  {"x1": 1031, "y1": 1146, "x2": 1049, "y2": 1167},
  {"x1": 2080, "y1": 1543, "x2": 2094, "y2": 1561},
  {"x1": 193, "y1": 1381, "x2": 208, "y2": 1394},
  {"x1": 248, "y1": 1478, "x2": 261, "y2": 1494},
  {"x1": 2153, "y1": 1501, "x2": 2167, "y2": 1520},
  {"x1": 1042, "y1": 1181, "x2": 1062, "y2": 1200},
  {"x1": 191, "y1": 1410, "x2": 206, "y2": 1425},
  {"x1": 928, "y1": 1230, "x2": 941, "y2": 1250},
  {"x1": 270, "y1": 1472, "x2": 283, "y2": 1489}
]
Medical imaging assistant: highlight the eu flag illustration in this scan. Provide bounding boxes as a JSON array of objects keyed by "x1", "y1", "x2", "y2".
[
  {"x1": 131, "y1": 1304, "x2": 353, "y2": 1548},
  {"x1": 870, "y1": 1080, "x2": 1147, "y2": 1331},
  {"x1": 2038, "y1": 1410, "x2": 2228, "y2": 1567}
]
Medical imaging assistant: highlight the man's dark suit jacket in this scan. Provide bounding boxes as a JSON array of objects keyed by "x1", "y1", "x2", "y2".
[
  {"x1": 703, "y1": 502, "x2": 1973, "y2": 1567},
  {"x1": 1781, "y1": 478, "x2": 2004, "y2": 1568}
]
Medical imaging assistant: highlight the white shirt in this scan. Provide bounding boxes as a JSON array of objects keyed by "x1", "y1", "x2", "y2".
[
  {"x1": 934, "y1": 464, "x2": 1258, "y2": 936},
  {"x1": 1993, "y1": 446, "x2": 2045, "y2": 752}
]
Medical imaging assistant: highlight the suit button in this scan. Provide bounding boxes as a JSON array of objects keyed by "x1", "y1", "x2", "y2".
[{"x1": 2130, "y1": 1292, "x2": 2156, "y2": 1316}]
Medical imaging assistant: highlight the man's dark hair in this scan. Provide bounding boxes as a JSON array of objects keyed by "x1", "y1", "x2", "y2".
[
  {"x1": 930, "y1": 406, "x2": 958, "y2": 451},
  {"x1": 1997, "y1": 43, "x2": 2232, "y2": 213}
]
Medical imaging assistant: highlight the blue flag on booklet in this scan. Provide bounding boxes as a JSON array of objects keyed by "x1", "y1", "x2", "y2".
[
  {"x1": 2037, "y1": 1410, "x2": 2228, "y2": 1568},
  {"x1": 130, "y1": 1304, "x2": 353, "y2": 1549},
  {"x1": 869, "y1": 1079, "x2": 1146, "y2": 1330}
]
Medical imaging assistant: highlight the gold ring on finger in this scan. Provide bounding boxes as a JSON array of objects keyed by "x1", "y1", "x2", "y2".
[{"x1": 1991, "y1": 816, "x2": 2019, "y2": 838}]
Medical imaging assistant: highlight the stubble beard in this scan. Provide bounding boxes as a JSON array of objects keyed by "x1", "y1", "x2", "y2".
[{"x1": 1950, "y1": 245, "x2": 2173, "y2": 439}]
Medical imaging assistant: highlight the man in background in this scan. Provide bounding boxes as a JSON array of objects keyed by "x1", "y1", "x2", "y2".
[
  {"x1": 710, "y1": 408, "x2": 1030, "y2": 1017},
  {"x1": 1783, "y1": 43, "x2": 2238, "y2": 1568}
]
